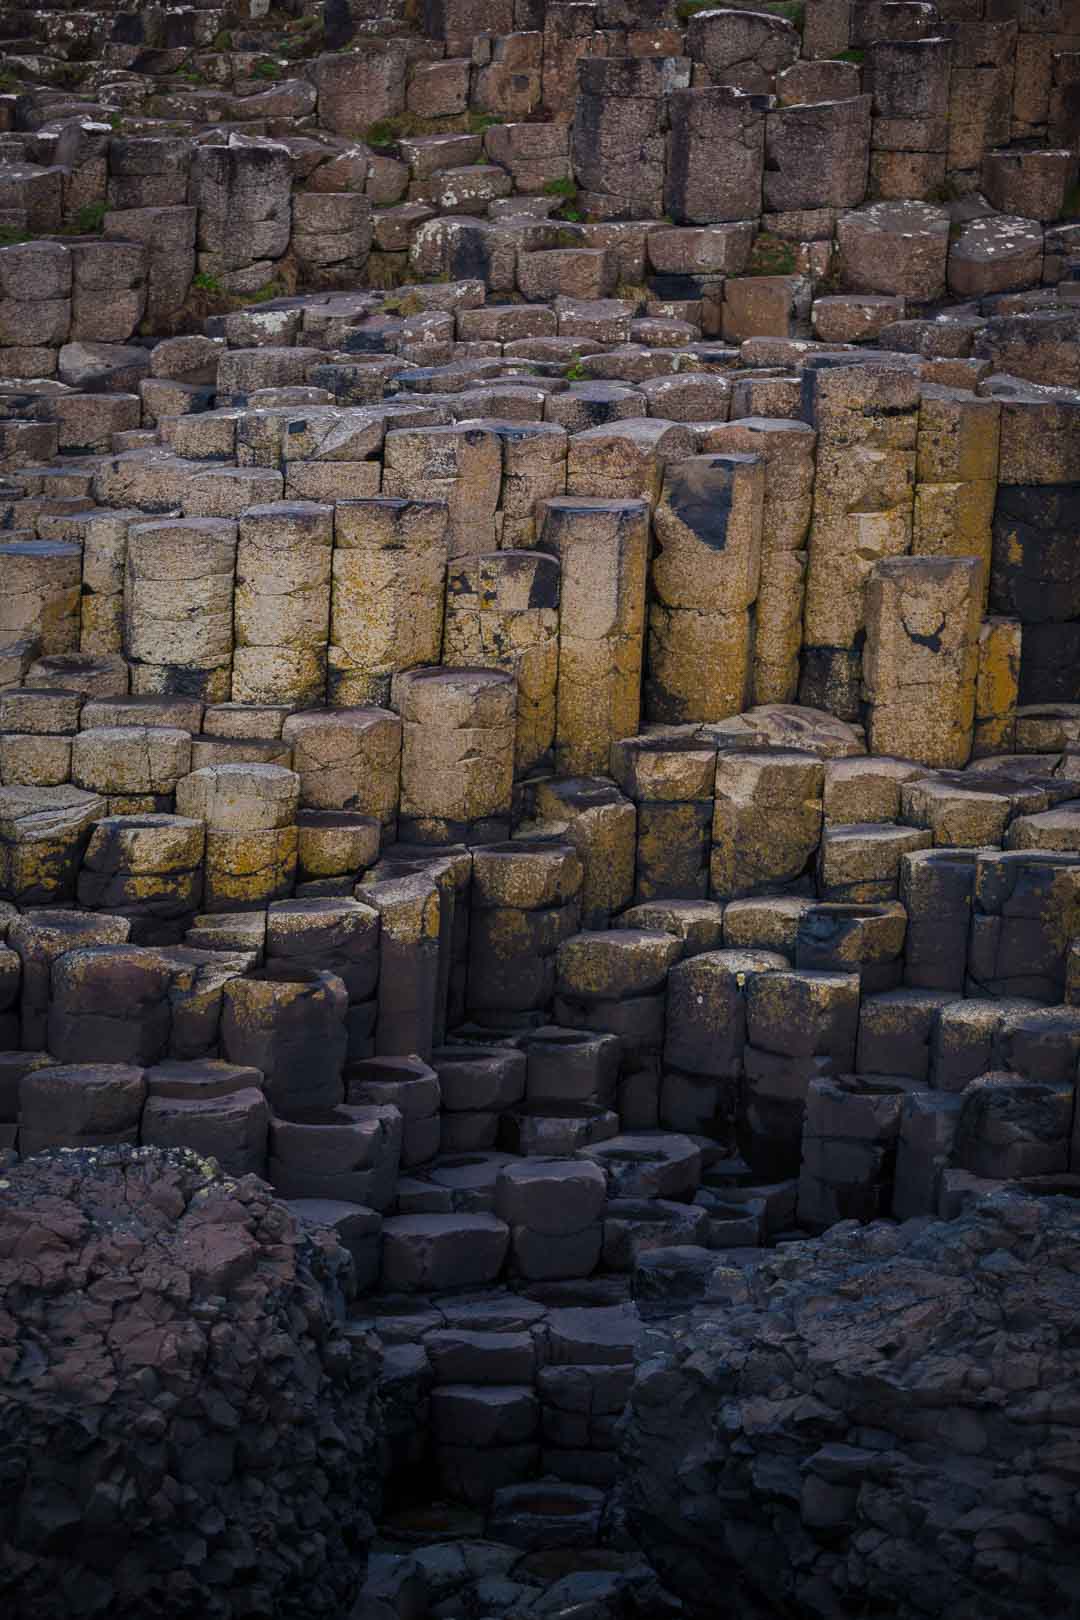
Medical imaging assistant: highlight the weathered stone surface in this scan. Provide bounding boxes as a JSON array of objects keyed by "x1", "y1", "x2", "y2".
[
  {"x1": 0, "y1": 1147, "x2": 381, "y2": 1620},
  {"x1": 622, "y1": 1191, "x2": 1080, "y2": 1620}
]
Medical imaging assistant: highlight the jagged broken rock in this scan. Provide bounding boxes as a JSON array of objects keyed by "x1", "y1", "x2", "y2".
[
  {"x1": 620, "y1": 1190, "x2": 1080, "y2": 1620},
  {"x1": 0, "y1": 1145, "x2": 382, "y2": 1620}
]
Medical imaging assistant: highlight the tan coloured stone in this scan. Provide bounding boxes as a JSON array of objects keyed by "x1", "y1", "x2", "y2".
[
  {"x1": 175, "y1": 763, "x2": 299, "y2": 832},
  {"x1": 565, "y1": 419, "x2": 696, "y2": 504},
  {"x1": 537, "y1": 497, "x2": 650, "y2": 777},
  {"x1": 383, "y1": 425, "x2": 501, "y2": 559},
  {"x1": 800, "y1": 363, "x2": 920, "y2": 719},
  {"x1": 973, "y1": 617, "x2": 1022, "y2": 759},
  {"x1": 329, "y1": 497, "x2": 449, "y2": 708},
  {"x1": 864, "y1": 556, "x2": 983, "y2": 769},
  {"x1": 646, "y1": 454, "x2": 763, "y2": 725},
  {"x1": 232, "y1": 502, "x2": 333, "y2": 706},
  {"x1": 532, "y1": 776, "x2": 636, "y2": 929},
  {"x1": 72, "y1": 726, "x2": 192, "y2": 798},
  {"x1": 443, "y1": 551, "x2": 559, "y2": 773},
  {"x1": 124, "y1": 517, "x2": 237, "y2": 699},
  {"x1": 711, "y1": 750, "x2": 824, "y2": 900},
  {"x1": 281, "y1": 707, "x2": 401, "y2": 828},
  {"x1": 0, "y1": 540, "x2": 81, "y2": 655},
  {"x1": 823, "y1": 757, "x2": 923, "y2": 826},
  {"x1": 393, "y1": 667, "x2": 515, "y2": 843}
]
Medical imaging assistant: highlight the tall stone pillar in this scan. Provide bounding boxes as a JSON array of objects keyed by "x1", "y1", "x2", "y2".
[
  {"x1": 800, "y1": 361, "x2": 920, "y2": 720},
  {"x1": 329, "y1": 498, "x2": 449, "y2": 707},
  {"x1": 538, "y1": 496, "x2": 649, "y2": 776},
  {"x1": 443, "y1": 550, "x2": 560, "y2": 774},
  {"x1": 864, "y1": 556, "x2": 982, "y2": 768},
  {"x1": 646, "y1": 453, "x2": 763, "y2": 723},
  {"x1": 701, "y1": 418, "x2": 816, "y2": 705},
  {"x1": 125, "y1": 518, "x2": 236, "y2": 703},
  {"x1": 394, "y1": 667, "x2": 516, "y2": 846},
  {"x1": 233, "y1": 501, "x2": 332, "y2": 706}
]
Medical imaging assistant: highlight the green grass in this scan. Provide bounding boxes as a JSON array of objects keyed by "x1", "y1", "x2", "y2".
[
  {"x1": 363, "y1": 109, "x2": 503, "y2": 148},
  {"x1": 564, "y1": 358, "x2": 587, "y2": 381},
  {"x1": 835, "y1": 47, "x2": 865, "y2": 63},
  {"x1": 75, "y1": 200, "x2": 107, "y2": 234},
  {"x1": 252, "y1": 58, "x2": 282, "y2": 80},
  {"x1": 366, "y1": 119, "x2": 401, "y2": 148},
  {"x1": 764, "y1": 0, "x2": 804, "y2": 26},
  {"x1": 0, "y1": 225, "x2": 29, "y2": 246},
  {"x1": 746, "y1": 232, "x2": 797, "y2": 276},
  {"x1": 543, "y1": 176, "x2": 578, "y2": 198},
  {"x1": 192, "y1": 271, "x2": 224, "y2": 294},
  {"x1": 380, "y1": 290, "x2": 425, "y2": 315},
  {"x1": 926, "y1": 177, "x2": 964, "y2": 205},
  {"x1": 246, "y1": 279, "x2": 288, "y2": 302}
]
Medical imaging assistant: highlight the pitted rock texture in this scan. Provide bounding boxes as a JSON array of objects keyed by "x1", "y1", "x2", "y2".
[
  {"x1": 620, "y1": 1190, "x2": 1080, "y2": 1620},
  {"x1": 0, "y1": 1145, "x2": 382, "y2": 1620}
]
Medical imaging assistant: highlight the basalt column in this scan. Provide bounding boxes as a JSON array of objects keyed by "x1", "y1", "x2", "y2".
[
  {"x1": 665, "y1": 85, "x2": 765, "y2": 224},
  {"x1": 913, "y1": 387, "x2": 1000, "y2": 609},
  {"x1": 77, "y1": 509, "x2": 142, "y2": 656},
  {"x1": 611, "y1": 729, "x2": 717, "y2": 903},
  {"x1": 467, "y1": 840, "x2": 583, "y2": 1027},
  {"x1": 1, "y1": 541, "x2": 81, "y2": 656},
  {"x1": 175, "y1": 762, "x2": 299, "y2": 912},
  {"x1": 538, "y1": 497, "x2": 649, "y2": 777},
  {"x1": 394, "y1": 667, "x2": 516, "y2": 846},
  {"x1": 800, "y1": 362, "x2": 920, "y2": 720},
  {"x1": 329, "y1": 497, "x2": 449, "y2": 707},
  {"x1": 866, "y1": 36, "x2": 952, "y2": 201},
  {"x1": 572, "y1": 56, "x2": 688, "y2": 221},
  {"x1": 990, "y1": 388, "x2": 1080, "y2": 704},
  {"x1": 443, "y1": 550, "x2": 560, "y2": 774},
  {"x1": 232, "y1": 501, "x2": 333, "y2": 706},
  {"x1": 647, "y1": 453, "x2": 763, "y2": 723},
  {"x1": 863, "y1": 556, "x2": 982, "y2": 768},
  {"x1": 125, "y1": 517, "x2": 237, "y2": 703},
  {"x1": 701, "y1": 419, "x2": 815, "y2": 706}
]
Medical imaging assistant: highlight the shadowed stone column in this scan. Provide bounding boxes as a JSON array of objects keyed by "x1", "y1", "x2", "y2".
[{"x1": 800, "y1": 361, "x2": 920, "y2": 719}]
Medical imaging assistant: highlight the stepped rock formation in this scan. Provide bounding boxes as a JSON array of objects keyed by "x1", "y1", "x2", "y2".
[{"x1": 3, "y1": 0, "x2": 1080, "y2": 1600}]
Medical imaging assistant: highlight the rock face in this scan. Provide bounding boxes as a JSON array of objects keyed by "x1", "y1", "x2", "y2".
[
  {"x1": 0, "y1": 1145, "x2": 382, "y2": 1620},
  {"x1": 620, "y1": 1191, "x2": 1080, "y2": 1620}
]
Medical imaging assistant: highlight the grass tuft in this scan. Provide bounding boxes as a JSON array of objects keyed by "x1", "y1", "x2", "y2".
[{"x1": 746, "y1": 232, "x2": 797, "y2": 276}]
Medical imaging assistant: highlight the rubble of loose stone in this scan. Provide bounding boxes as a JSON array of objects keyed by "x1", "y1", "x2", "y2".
[
  {"x1": 619, "y1": 1188, "x2": 1080, "y2": 1620},
  {"x1": 0, "y1": 1143, "x2": 383, "y2": 1620}
]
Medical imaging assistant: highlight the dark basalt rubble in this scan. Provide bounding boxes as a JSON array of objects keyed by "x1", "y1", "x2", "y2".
[
  {"x1": 619, "y1": 1189, "x2": 1080, "y2": 1620},
  {"x1": 0, "y1": 1144, "x2": 382, "y2": 1620}
]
